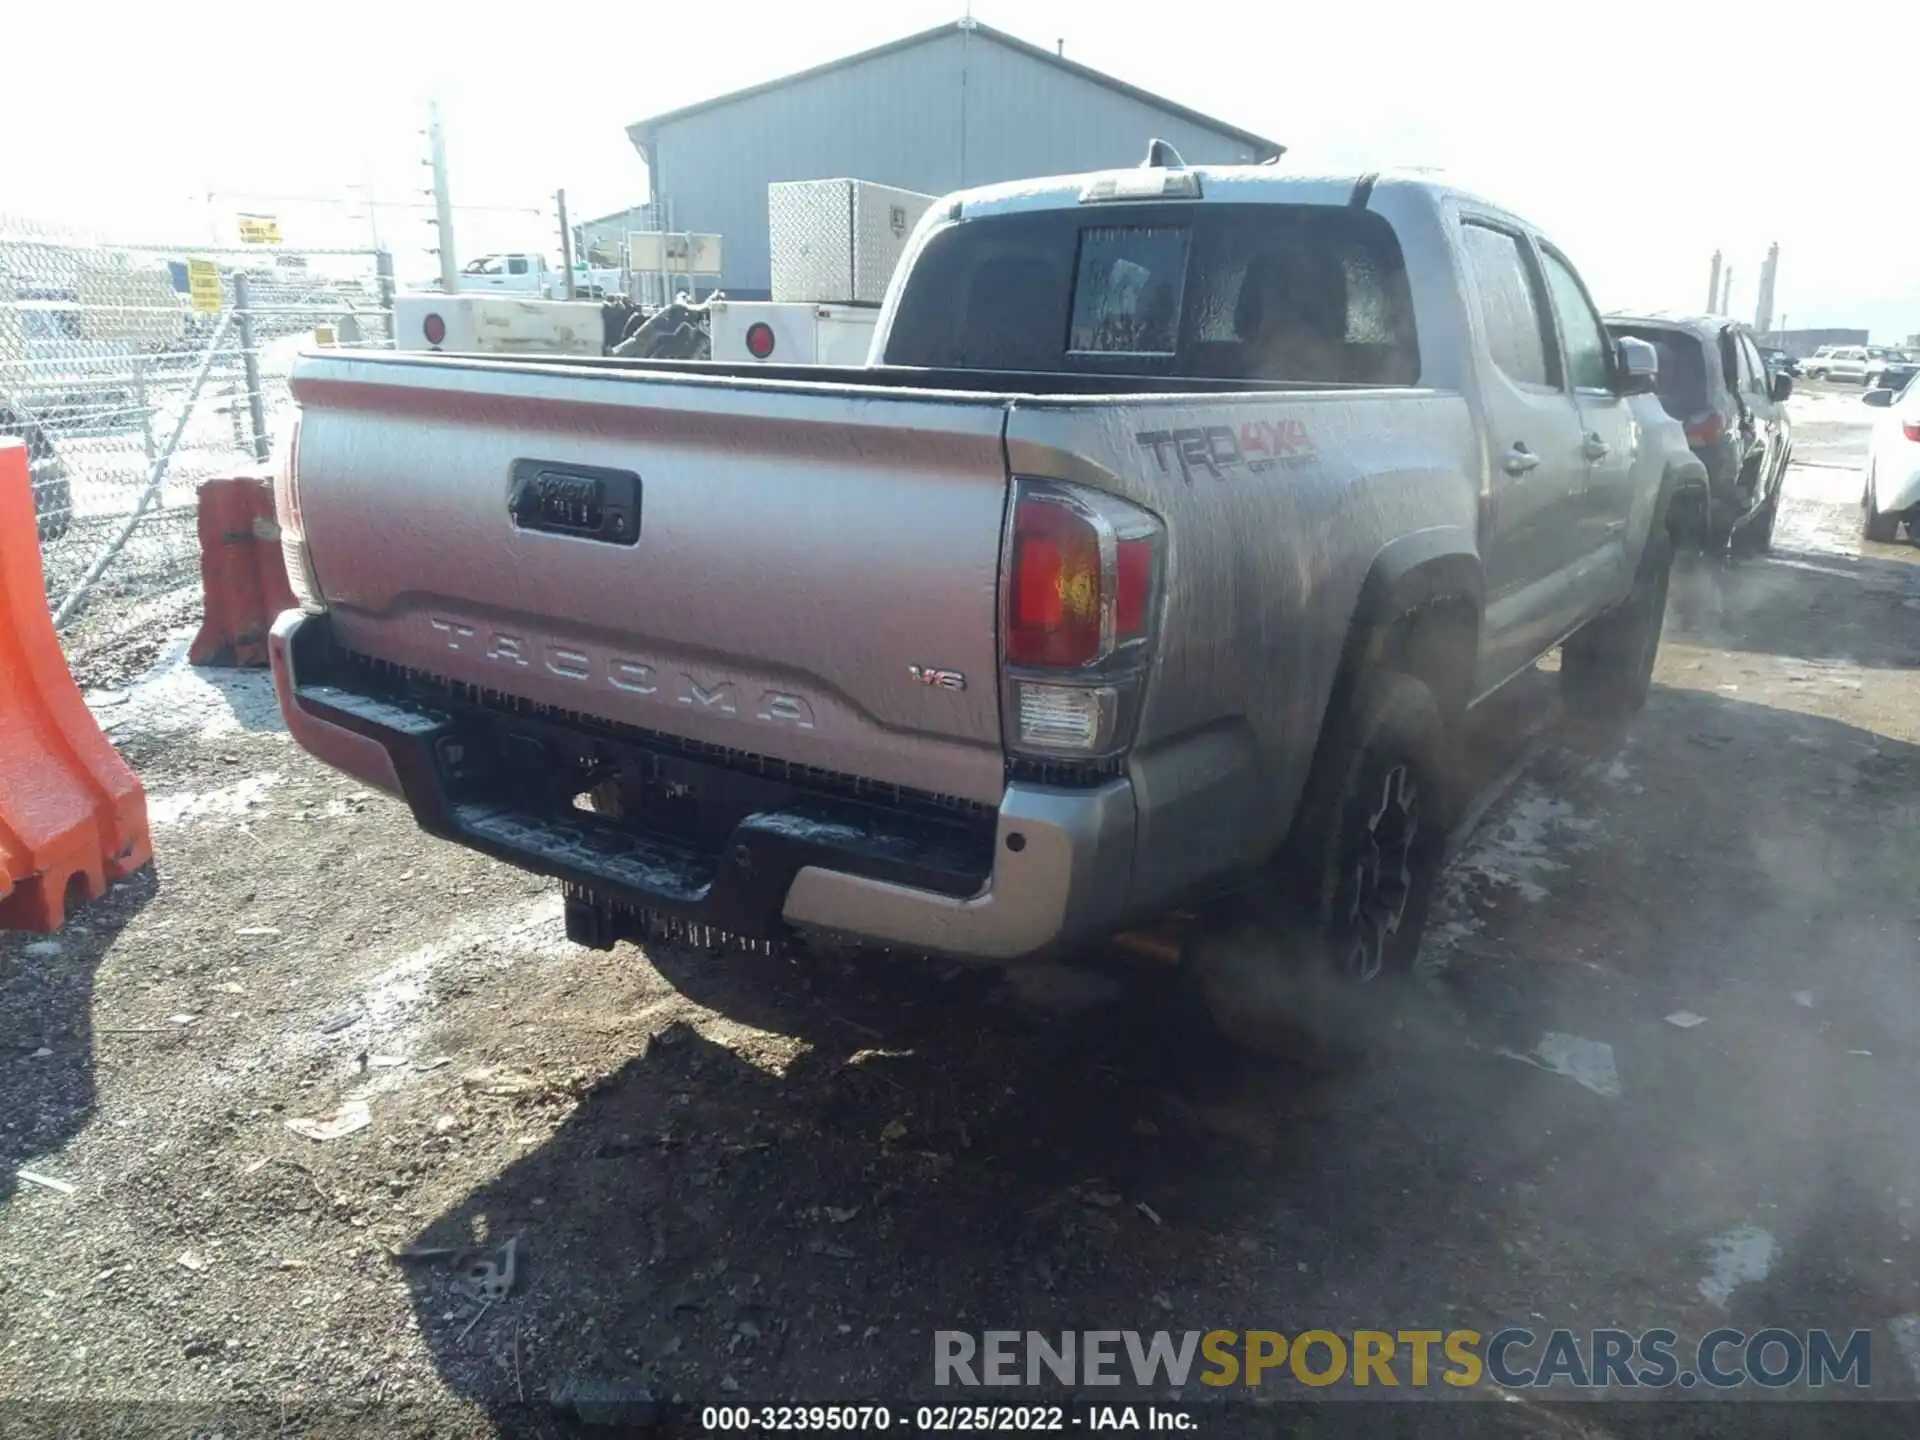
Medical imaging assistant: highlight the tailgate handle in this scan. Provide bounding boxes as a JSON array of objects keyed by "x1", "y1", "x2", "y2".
[{"x1": 507, "y1": 460, "x2": 642, "y2": 546}]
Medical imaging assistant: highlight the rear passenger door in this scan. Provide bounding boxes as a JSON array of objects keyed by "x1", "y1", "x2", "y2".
[
  {"x1": 1538, "y1": 243, "x2": 1635, "y2": 604},
  {"x1": 1725, "y1": 331, "x2": 1765, "y2": 475},
  {"x1": 1457, "y1": 219, "x2": 1590, "y2": 692},
  {"x1": 1735, "y1": 331, "x2": 1786, "y2": 494}
]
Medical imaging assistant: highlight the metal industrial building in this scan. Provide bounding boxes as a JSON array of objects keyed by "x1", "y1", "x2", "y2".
[{"x1": 616, "y1": 19, "x2": 1281, "y2": 298}]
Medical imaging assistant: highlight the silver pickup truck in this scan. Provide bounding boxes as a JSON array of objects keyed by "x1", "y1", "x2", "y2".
[{"x1": 269, "y1": 154, "x2": 1701, "y2": 1024}]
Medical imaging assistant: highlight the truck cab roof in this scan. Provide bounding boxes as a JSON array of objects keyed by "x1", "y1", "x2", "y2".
[{"x1": 949, "y1": 163, "x2": 1520, "y2": 228}]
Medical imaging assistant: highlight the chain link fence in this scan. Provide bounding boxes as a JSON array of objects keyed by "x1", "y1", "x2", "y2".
[{"x1": 1, "y1": 214, "x2": 393, "y2": 689}]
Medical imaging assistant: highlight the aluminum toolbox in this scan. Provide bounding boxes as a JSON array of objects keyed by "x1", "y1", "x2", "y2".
[{"x1": 769, "y1": 179, "x2": 936, "y2": 306}]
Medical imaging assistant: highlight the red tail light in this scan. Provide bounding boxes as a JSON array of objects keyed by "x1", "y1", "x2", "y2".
[
  {"x1": 745, "y1": 322, "x2": 775, "y2": 359},
  {"x1": 1001, "y1": 481, "x2": 1165, "y2": 759},
  {"x1": 1114, "y1": 537, "x2": 1154, "y2": 640},
  {"x1": 272, "y1": 415, "x2": 326, "y2": 614},
  {"x1": 1903, "y1": 419, "x2": 1920, "y2": 443},
  {"x1": 1684, "y1": 411, "x2": 1727, "y2": 446},
  {"x1": 1008, "y1": 496, "x2": 1103, "y2": 666},
  {"x1": 422, "y1": 312, "x2": 447, "y2": 346}
]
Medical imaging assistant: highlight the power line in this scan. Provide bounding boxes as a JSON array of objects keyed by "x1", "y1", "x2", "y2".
[{"x1": 202, "y1": 189, "x2": 544, "y2": 216}]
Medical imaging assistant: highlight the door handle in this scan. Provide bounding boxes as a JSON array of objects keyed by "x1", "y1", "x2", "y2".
[
  {"x1": 1503, "y1": 444, "x2": 1541, "y2": 476},
  {"x1": 1582, "y1": 433, "x2": 1610, "y2": 460}
]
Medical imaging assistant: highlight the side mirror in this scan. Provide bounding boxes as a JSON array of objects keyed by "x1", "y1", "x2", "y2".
[
  {"x1": 1770, "y1": 372, "x2": 1793, "y2": 403},
  {"x1": 1614, "y1": 336, "x2": 1659, "y2": 396},
  {"x1": 1863, "y1": 388, "x2": 1897, "y2": 409}
]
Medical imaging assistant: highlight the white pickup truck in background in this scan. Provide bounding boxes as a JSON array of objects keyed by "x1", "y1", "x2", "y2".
[{"x1": 432, "y1": 253, "x2": 623, "y2": 300}]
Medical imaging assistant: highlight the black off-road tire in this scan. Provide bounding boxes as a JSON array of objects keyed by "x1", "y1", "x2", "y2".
[
  {"x1": 1561, "y1": 528, "x2": 1673, "y2": 719},
  {"x1": 1863, "y1": 469, "x2": 1900, "y2": 543},
  {"x1": 1736, "y1": 480, "x2": 1781, "y2": 556},
  {"x1": 1192, "y1": 671, "x2": 1452, "y2": 1063}
]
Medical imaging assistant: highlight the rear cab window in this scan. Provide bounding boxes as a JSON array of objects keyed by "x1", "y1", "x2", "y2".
[
  {"x1": 885, "y1": 202, "x2": 1420, "y2": 385},
  {"x1": 1069, "y1": 227, "x2": 1188, "y2": 356}
]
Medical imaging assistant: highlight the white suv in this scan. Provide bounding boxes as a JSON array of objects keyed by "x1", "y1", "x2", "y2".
[
  {"x1": 1802, "y1": 346, "x2": 1873, "y2": 383},
  {"x1": 1862, "y1": 377, "x2": 1920, "y2": 541}
]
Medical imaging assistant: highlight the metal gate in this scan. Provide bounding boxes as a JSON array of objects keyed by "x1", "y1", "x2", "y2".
[{"x1": 0, "y1": 214, "x2": 393, "y2": 684}]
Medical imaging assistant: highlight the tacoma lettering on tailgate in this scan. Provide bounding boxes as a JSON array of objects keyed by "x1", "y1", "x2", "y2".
[{"x1": 425, "y1": 615, "x2": 817, "y2": 730}]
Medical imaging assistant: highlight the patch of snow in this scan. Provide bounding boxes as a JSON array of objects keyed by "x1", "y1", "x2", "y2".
[
  {"x1": 354, "y1": 893, "x2": 570, "y2": 1041},
  {"x1": 1698, "y1": 1225, "x2": 1777, "y2": 1308},
  {"x1": 1499, "y1": 1031, "x2": 1621, "y2": 1098},
  {"x1": 201, "y1": 894, "x2": 570, "y2": 1108},
  {"x1": 92, "y1": 628, "x2": 287, "y2": 742},
  {"x1": 1451, "y1": 783, "x2": 1601, "y2": 904},
  {"x1": 148, "y1": 773, "x2": 283, "y2": 828}
]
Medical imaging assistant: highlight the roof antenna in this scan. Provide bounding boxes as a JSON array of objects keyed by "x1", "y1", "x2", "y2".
[
  {"x1": 1143, "y1": 138, "x2": 1186, "y2": 169},
  {"x1": 1056, "y1": 38, "x2": 1065, "y2": 56}
]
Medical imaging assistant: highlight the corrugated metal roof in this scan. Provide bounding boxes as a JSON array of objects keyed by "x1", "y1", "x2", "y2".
[{"x1": 625, "y1": 20, "x2": 1283, "y2": 160}]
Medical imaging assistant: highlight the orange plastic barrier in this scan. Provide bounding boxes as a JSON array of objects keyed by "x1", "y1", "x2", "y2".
[
  {"x1": 0, "y1": 440, "x2": 152, "y2": 931},
  {"x1": 188, "y1": 474, "x2": 297, "y2": 668}
]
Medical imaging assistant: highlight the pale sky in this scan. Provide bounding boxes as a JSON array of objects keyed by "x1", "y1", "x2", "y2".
[{"x1": 7, "y1": 0, "x2": 1916, "y2": 337}]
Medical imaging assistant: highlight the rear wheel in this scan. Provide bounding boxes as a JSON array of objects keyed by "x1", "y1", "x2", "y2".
[
  {"x1": 1193, "y1": 671, "x2": 1452, "y2": 1062},
  {"x1": 1863, "y1": 469, "x2": 1901, "y2": 543},
  {"x1": 1561, "y1": 527, "x2": 1673, "y2": 718},
  {"x1": 1737, "y1": 477, "x2": 1781, "y2": 556}
]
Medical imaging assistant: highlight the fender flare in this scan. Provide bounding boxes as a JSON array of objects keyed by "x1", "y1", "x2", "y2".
[
  {"x1": 1283, "y1": 527, "x2": 1483, "y2": 855},
  {"x1": 1345, "y1": 525, "x2": 1483, "y2": 705},
  {"x1": 1351, "y1": 526, "x2": 1484, "y2": 626}
]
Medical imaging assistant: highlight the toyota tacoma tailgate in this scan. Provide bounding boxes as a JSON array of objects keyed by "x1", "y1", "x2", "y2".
[{"x1": 283, "y1": 353, "x2": 1012, "y2": 806}]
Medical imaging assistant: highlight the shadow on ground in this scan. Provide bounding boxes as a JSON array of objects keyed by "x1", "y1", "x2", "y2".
[{"x1": 0, "y1": 863, "x2": 157, "y2": 1203}]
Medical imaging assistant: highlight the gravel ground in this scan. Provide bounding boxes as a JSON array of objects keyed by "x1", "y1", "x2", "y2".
[{"x1": 3, "y1": 389, "x2": 1918, "y2": 1438}]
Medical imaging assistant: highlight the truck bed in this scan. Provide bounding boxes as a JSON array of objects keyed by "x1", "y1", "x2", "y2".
[{"x1": 431, "y1": 351, "x2": 1360, "y2": 395}]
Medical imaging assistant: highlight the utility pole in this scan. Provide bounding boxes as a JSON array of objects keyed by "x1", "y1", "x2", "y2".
[
  {"x1": 556, "y1": 189, "x2": 577, "y2": 300},
  {"x1": 1754, "y1": 242, "x2": 1779, "y2": 336},
  {"x1": 1706, "y1": 250, "x2": 1723, "y2": 313},
  {"x1": 426, "y1": 97, "x2": 459, "y2": 294}
]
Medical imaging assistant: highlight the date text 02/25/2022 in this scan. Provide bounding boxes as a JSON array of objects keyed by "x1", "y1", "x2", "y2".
[{"x1": 700, "y1": 1404, "x2": 1195, "y2": 1431}]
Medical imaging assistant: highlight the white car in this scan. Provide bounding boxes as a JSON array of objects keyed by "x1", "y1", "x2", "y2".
[
  {"x1": 1803, "y1": 345, "x2": 1873, "y2": 384},
  {"x1": 1862, "y1": 377, "x2": 1920, "y2": 541}
]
